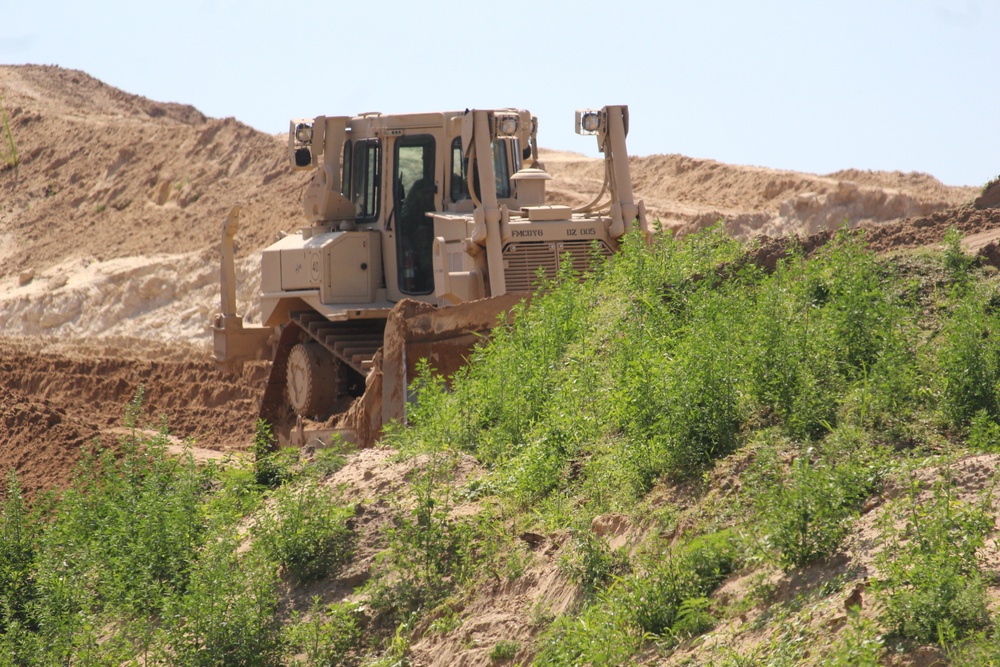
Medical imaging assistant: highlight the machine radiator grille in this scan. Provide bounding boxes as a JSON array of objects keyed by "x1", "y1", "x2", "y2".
[{"x1": 502, "y1": 240, "x2": 613, "y2": 292}]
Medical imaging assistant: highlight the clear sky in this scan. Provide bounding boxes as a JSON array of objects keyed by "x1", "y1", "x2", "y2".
[{"x1": 2, "y1": 0, "x2": 997, "y2": 186}]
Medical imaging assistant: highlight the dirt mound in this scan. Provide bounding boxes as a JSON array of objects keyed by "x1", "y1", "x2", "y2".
[
  {"x1": 740, "y1": 202, "x2": 1000, "y2": 274},
  {"x1": 864, "y1": 203, "x2": 1000, "y2": 253},
  {"x1": 0, "y1": 65, "x2": 304, "y2": 283},
  {"x1": 0, "y1": 337, "x2": 266, "y2": 462},
  {"x1": 976, "y1": 177, "x2": 1000, "y2": 210},
  {"x1": 0, "y1": 383, "x2": 98, "y2": 500},
  {"x1": 542, "y1": 150, "x2": 977, "y2": 238}
]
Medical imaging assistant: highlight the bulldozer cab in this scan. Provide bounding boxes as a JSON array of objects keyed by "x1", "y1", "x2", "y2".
[{"x1": 329, "y1": 113, "x2": 523, "y2": 303}]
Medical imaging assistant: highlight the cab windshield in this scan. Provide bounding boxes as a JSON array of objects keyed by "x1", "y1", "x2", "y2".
[{"x1": 450, "y1": 138, "x2": 516, "y2": 203}]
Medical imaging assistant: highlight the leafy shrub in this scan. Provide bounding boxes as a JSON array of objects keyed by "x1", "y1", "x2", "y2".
[
  {"x1": 744, "y1": 256, "x2": 841, "y2": 439},
  {"x1": 254, "y1": 480, "x2": 355, "y2": 582},
  {"x1": 943, "y1": 227, "x2": 974, "y2": 284},
  {"x1": 670, "y1": 597, "x2": 714, "y2": 638},
  {"x1": 488, "y1": 639, "x2": 520, "y2": 662},
  {"x1": 163, "y1": 536, "x2": 282, "y2": 667},
  {"x1": 874, "y1": 473, "x2": 993, "y2": 645},
  {"x1": 538, "y1": 530, "x2": 740, "y2": 665},
  {"x1": 33, "y1": 433, "x2": 211, "y2": 618},
  {"x1": 367, "y1": 452, "x2": 478, "y2": 620},
  {"x1": 937, "y1": 297, "x2": 1000, "y2": 428},
  {"x1": 821, "y1": 233, "x2": 894, "y2": 377},
  {"x1": 761, "y1": 441, "x2": 884, "y2": 569},
  {"x1": 622, "y1": 530, "x2": 739, "y2": 637},
  {"x1": 285, "y1": 597, "x2": 363, "y2": 667},
  {"x1": 534, "y1": 598, "x2": 644, "y2": 667},
  {"x1": 558, "y1": 528, "x2": 631, "y2": 597},
  {"x1": 967, "y1": 409, "x2": 1000, "y2": 452},
  {"x1": 826, "y1": 612, "x2": 885, "y2": 667},
  {"x1": 253, "y1": 419, "x2": 299, "y2": 488},
  {"x1": 0, "y1": 473, "x2": 38, "y2": 635},
  {"x1": 655, "y1": 294, "x2": 744, "y2": 473}
]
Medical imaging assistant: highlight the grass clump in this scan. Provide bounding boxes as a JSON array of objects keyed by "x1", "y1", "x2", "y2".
[
  {"x1": 558, "y1": 528, "x2": 631, "y2": 598},
  {"x1": 756, "y1": 427, "x2": 889, "y2": 568},
  {"x1": 488, "y1": 639, "x2": 520, "y2": 662},
  {"x1": 285, "y1": 597, "x2": 363, "y2": 667}
]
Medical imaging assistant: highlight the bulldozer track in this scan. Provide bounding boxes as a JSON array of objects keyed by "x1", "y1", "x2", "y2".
[
  {"x1": 258, "y1": 313, "x2": 387, "y2": 431},
  {"x1": 288, "y1": 311, "x2": 386, "y2": 377}
]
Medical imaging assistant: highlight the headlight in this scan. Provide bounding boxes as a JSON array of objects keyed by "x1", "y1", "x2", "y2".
[
  {"x1": 294, "y1": 122, "x2": 313, "y2": 144},
  {"x1": 495, "y1": 114, "x2": 519, "y2": 136},
  {"x1": 575, "y1": 109, "x2": 602, "y2": 135},
  {"x1": 294, "y1": 147, "x2": 312, "y2": 168}
]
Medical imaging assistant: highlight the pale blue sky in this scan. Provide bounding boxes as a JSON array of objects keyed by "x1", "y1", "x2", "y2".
[{"x1": 2, "y1": 0, "x2": 997, "y2": 186}]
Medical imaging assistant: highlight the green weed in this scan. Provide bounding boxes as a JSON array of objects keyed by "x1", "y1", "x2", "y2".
[
  {"x1": 253, "y1": 419, "x2": 299, "y2": 487},
  {"x1": 254, "y1": 480, "x2": 355, "y2": 582},
  {"x1": 760, "y1": 443, "x2": 883, "y2": 569},
  {"x1": 874, "y1": 471, "x2": 993, "y2": 645},
  {"x1": 558, "y1": 528, "x2": 631, "y2": 597},
  {"x1": 826, "y1": 612, "x2": 885, "y2": 667},
  {"x1": 0, "y1": 94, "x2": 17, "y2": 173},
  {"x1": 967, "y1": 409, "x2": 1000, "y2": 452},
  {"x1": 0, "y1": 472, "x2": 38, "y2": 636},
  {"x1": 285, "y1": 597, "x2": 363, "y2": 667},
  {"x1": 488, "y1": 639, "x2": 520, "y2": 662},
  {"x1": 937, "y1": 295, "x2": 1000, "y2": 428},
  {"x1": 538, "y1": 529, "x2": 739, "y2": 664},
  {"x1": 163, "y1": 535, "x2": 283, "y2": 667},
  {"x1": 367, "y1": 451, "x2": 477, "y2": 622}
]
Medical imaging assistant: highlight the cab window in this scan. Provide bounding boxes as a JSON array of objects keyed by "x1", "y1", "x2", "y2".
[
  {"x1": 450, "y1": 138, "x2": 469, "y2": 202},
  {"x1": 341, "y1": 140, "x2": 352, "y2": 197},
  {"x1": 352, "y1": 139, "x2": 380, "y2": 221},
  {"x1": 450, "y1": 137, "x2": 512, "y2": 203}
]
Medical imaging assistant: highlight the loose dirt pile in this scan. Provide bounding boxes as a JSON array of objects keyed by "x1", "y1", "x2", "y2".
[
  {"x1": 0, "y1": 383, "x2": 97, "y2": 498},
  {"x1": 0, "y1": 63, "x2": 994, "y2": 496},
  {"x1": 0, "y1": 336, "x2": 267, "y2": 490}
]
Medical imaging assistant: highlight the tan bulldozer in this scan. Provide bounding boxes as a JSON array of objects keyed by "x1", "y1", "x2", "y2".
[{"x1": 213, "y1": 106, "x2": 647, "y2": 447}]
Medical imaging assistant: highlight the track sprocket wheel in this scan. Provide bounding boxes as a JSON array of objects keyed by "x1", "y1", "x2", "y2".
[{"x1": 286, "y1": 342, "x2": 339, "y2": 418}]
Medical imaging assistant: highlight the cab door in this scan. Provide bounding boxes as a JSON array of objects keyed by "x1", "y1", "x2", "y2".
[{"x1": 391, "y1": 135, "x2": 436, "y2": 297}]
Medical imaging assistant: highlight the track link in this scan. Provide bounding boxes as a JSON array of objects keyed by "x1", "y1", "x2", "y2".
[{"x1": 288, "y1": 312, "x2": 386, "y2": 377}]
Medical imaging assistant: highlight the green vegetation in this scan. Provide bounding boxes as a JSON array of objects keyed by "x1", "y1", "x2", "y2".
[
  {"x1": 489, "y1": 639, "x2": 521, "y2": 662},
  {"x1": 755, "y1": 426, "x2": 888, "y2": 569},
  {"x1": 7, "y1": 225, "x2": 1000, "y2": 664},
  {"x1": 874, "y1": 470, "x2": 993, "y2": 645},
  {"x1": 0, "y1": 94, "x2": 16, "y2": 173},
  {"x1": 0, "y1": 399, "x2": 356, "y2": 665}
]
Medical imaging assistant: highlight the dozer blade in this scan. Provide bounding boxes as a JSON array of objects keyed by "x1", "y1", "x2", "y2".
[{"x1": 333, "y1": 293, "x2": 527, "y2": 448}]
